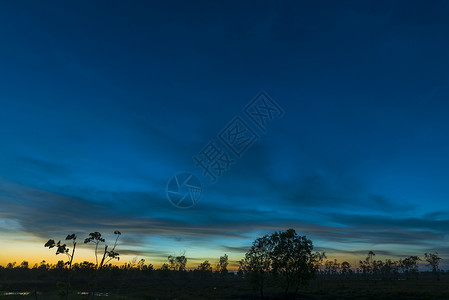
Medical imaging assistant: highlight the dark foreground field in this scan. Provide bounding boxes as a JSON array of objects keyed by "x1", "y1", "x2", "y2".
[{"x1": 1, "y1": 269, "x2": 449, "y2": 299}]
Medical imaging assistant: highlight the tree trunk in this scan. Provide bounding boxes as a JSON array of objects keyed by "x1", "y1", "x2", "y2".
[
  {"x1": 285, "y1": 274, "x2": 292, "y2": 300},
  {"x1": 66, "y1": 242, "x2": 76, "y2": 300},
  {"x1": 293, "y1": 278, "x2": 301, "y2": 299}
]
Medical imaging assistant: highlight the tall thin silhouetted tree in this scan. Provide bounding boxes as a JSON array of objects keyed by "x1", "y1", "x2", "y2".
[{"x1": 44, "y1": 233, "x2": 77, "y2": 300}]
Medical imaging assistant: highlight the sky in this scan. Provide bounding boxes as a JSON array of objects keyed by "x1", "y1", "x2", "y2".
[{"x1": 1, "y1": 0, "x2": 449, "y2": 270}]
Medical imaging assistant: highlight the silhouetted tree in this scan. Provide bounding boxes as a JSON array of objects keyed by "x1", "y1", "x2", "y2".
[
  {"x1": 216, "y1": 254, "x2": 229, "y2": 275},
  {"x1": 140, "y1": 262, "x2": 154, "y2": 272},
  {"x1": 240, "y1": 229, "x2": 324, "y2": 299},
  {"x1": 19, "y1": 261, "x2": 29, "y2": 269},
  {"x1": 359, "y1": 251, "x2": 376, "y2": 278},
  {"x1": 55, "y1": 260, "x2": 65, "y2": 270},
  {"x1": 84, "y1": 231, "x2": 121, "y2": 270},
  {"x1": 341, "y1": 261, "x2": 351, "y2": 274},
  {"x1": 324, "y1": 259, "x2": 340, "y2": 277},
  {"x1": 37, "y1": 260, "x2": 49, "y2": 271},
  {"x1": 136, "y1": 259, "x2": 146, "y2": 270},
  {"x1": 372, "y1": 259, "x2": 383, "y2": 278},
  {"x1": 168, "y1": 255, "x2": 187, "y2": 271},
  {"x1": 239, "y1": 234, "x2": 272, "y2": 299},
  {"x1": 380, "y1": 259, "x2": 398, "y2": 280},
  {"x1": 44, "y1": 233, "x2": 77, "y2": 300},
  {"x1": 195, "y1": 260, "x2": 213, "y2": 278},
  {"x1": 72, "y1": 261, "x2": 95, "y2": 273},
  {"x1": 159, "y1": 263, "x2": 170, "y2": 271},
  {"x1": 84, "y1": 231, "x2": 121, "y2": 299},
  {"x1": 270, "y1": 229, "x2": 325, "y2": 298},
  {"x1": 399, "y1": 256, "x2": 420, "y2": 279},
  {"x1": 424, "y1": 252, "x2": 441, "y2": 280},
  {"x1": 196, "y1": 260, "x2": 213, "y2": 272},
  {"x1": 84, "y1": 232, "x2": 105, "y2": 267}
]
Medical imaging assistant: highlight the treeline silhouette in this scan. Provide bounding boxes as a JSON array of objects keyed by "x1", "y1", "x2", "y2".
[
  {"x1": 320, "y1": 250, "x2": 443, "y2": 281},
  {"x1": 0, "y1": 229, "x2": 446, "y2": 300}
]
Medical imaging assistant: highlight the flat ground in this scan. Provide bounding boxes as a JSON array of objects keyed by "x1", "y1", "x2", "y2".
[{"x1": 1, "y1": 271, "x2": 449, "y2": 299}]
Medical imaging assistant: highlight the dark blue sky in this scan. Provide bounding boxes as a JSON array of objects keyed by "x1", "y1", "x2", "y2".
[{"x1": 1, "y1": 0, "x2": 449, "y2": 268}]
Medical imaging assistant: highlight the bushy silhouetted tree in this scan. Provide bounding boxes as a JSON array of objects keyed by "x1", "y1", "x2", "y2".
[
  {"x1": 19, "y1": 261, "x2": 29, "y2": 269},
  {"x1": 239, "y1": 234, "x2": 272, "y2": 299},
  {"x1": 240, "y1": 229, "x2": 324, "y2": 299},
  {"x1": 160, "y1": 263, "x2": 170, "y2": 271},
  {"x1": 168, "y1": 255, "x2": 187, "y2": 271},
  {"x1": 216, "y1": 254, "x2": 229, "y2": 275},
  {"x1": 324, "y1": 259, "x2": 340, "y2": 277},
  {"x1": 196, "y1": 260, "x2": 213, "y2": 272},
  {"x1": 270, "y1": 229, "x2": 325, "y2": 298},
  {"x1": 424, "y1": 252, "x2": 441, "y2": 280},
  {"x1": 341, "y1": 261, "x2": 351, "y2": 274},
  {"x1": 399, "y1": 256, "x2": 420, "y2": 279},
  {"x1": 195, "y1": 260, "x2": 213, "y2": 278}
]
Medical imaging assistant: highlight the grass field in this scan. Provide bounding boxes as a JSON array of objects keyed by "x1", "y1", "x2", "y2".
[{"x1": 1, "y1": 270, "x2": 449, "y2": 299}]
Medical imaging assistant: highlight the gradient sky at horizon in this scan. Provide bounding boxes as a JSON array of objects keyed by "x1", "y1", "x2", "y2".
[{"x1": 1, "y1": 0, "x2": 449, "y2": 269}]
